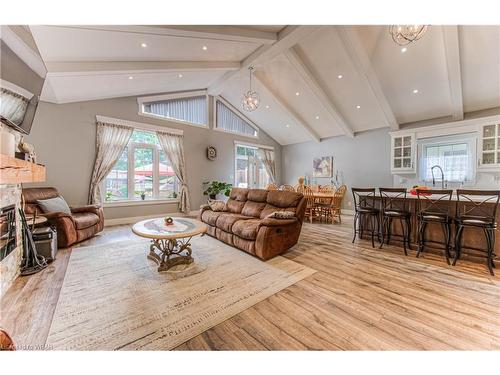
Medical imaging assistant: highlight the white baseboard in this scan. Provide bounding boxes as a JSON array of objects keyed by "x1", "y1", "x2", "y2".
[{"x1": 105, "y1": 210, "x2": 200, "y2": 227}]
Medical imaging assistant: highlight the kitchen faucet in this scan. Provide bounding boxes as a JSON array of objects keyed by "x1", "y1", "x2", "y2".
[{"x1": 431, "y1": 165, "x2": 446, "y2": 189}]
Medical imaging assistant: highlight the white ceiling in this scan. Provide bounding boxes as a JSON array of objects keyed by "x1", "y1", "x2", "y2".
[{"x1": 11, "y1": 25, "x2": 500, "y2": 145}]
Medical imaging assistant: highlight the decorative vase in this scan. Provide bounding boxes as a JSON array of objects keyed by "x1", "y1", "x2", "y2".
[{"x1": 0, "y1": 131, "x2": 15, "y2": 156}]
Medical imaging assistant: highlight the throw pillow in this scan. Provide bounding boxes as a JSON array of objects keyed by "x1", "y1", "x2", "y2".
[
  {"x1": 36, "y1": 196, "x2": 71, "y2": 214},
  {"x1": 266, "y1": 211, "x2": 295, "y2": 219},
  {"x1": 208, "y1": 200, "x2": 227, "y2": 212}
]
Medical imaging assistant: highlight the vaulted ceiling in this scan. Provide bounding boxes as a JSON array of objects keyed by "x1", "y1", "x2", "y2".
[{"x1": 15, "y1": 25, "x2": 500, "y2": 145}]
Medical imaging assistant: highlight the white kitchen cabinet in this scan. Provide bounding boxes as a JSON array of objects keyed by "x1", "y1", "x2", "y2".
[
  {"x1": 478, "y1": 123, "x2": 500, "y2": 172},
  {"x1": 390, "y1": 133, "x2": 416, "y2": 174}
]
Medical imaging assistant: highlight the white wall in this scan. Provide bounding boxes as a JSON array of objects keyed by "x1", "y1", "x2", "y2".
[{"x1": 282, "y1": 127, "x2": 393, "y2": 209}]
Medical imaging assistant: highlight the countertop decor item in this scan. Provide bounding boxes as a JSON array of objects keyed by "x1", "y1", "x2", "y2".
[
  {"x1": 206, "y1": 146, "x2": 217, "y2": 161},
  {"x1": 17, "y1": 136, "x2": 36, "y2": 163},
  {"x1": 0, "y1": 130, "x2": 15, "y2": 156}
]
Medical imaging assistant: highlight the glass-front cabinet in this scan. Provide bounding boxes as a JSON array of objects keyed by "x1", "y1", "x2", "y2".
[
  {"x1": 391, "y1": 133, "x2": 416, "y2": 173},
  {"x1": 479, "y1": 123, "x2": 500, "y2": 171}
]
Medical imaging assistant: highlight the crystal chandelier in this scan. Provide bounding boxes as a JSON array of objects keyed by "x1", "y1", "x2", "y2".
[
  {"x1": 389, "y1": 25, "x2": 428, "y2": 46},
  {"x1": 242, "y1": 66, "x2": 260, "y2": 112}
]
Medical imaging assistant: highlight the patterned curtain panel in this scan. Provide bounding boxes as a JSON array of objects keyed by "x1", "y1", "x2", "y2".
[
  {"x1": 144, "y1": 96, "x2": 207, "y2": 126},
  {"x1": 257, "y1": 149, "x2": 276, "y2": 184},
  {"x1": 0, "y1": 88, "x2": 29, "y2": 125},
  {"x1": 156, "y1": 131, "x2": 191, "y2": 213},
  {"x1": 88, "y1": 122, "x2": 133, "y2": 204}
]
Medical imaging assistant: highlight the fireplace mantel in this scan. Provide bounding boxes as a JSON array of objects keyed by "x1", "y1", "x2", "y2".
[{"x1": 0, "y1": 154, "x2": 46, "y2": 184}]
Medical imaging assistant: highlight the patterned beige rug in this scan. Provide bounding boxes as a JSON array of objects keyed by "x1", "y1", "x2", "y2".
[{"x1": 46, "y1": 235, "x2": 315, "y2": 350}]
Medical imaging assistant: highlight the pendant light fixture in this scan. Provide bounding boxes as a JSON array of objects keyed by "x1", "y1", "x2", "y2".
[{"x1": 242, "y1": 66, "x2": 260, "y2": 112}]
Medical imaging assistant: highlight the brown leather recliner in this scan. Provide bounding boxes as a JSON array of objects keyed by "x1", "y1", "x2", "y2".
[
  {"x1": 22, "y1": 187, "x2": 104, "y2": 248},
  {"x1": 198, "y1": 188, "x2": 306, "y2": 260}
]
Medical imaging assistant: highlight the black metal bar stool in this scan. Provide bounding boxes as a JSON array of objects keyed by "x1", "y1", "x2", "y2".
[
  {"x1": 379, "y1": 188, "x2": 411, "y2": 255},
  {"x1": 454, "y1": 189, "x2": 500, "y2": 276},
  {"x1": 416, "y1": 189, "x2": 453, "y2": 264},
  {"x1": 352, "y1": 188, "x2": 380, "y2": 248}
]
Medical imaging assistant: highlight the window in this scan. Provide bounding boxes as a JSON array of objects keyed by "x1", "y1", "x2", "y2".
[
  {"x1": 418, "y1": 134, "x2": 476, "y2": 183},
  {"x1": 104, "y1": 130, "x2": 179, "y2": 202},
  {"x1": 138, "y1": 92, "x2": 208, "y2": 127},
  {"x1": 235, "y1": 144, "x2": 270, "y2": 189},
  {"x1": 216, "y1": 99, "x2": 258, "y2": 137}
]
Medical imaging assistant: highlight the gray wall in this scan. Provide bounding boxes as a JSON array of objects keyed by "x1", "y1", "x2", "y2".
[
  {"x1": 282, "y1": 127, "x2": 393, "y2": 209},
  {"x1": 27, "y1": 95, "x2": 282, "y2": 219}
]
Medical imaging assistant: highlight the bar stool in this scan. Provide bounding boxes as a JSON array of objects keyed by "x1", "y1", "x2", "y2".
[
  {"x1": 454, "y1": 189, "x2": 500, "y2": 276},
  {"x1": 352, "y1": 188, "x2": 380, "y2": 248},
  {"x1": 416, "y1": 189, "x2": 453, "y2": 264},
  {"x1": 379, "y1": 188, "x2": 411, "y2": 255}
]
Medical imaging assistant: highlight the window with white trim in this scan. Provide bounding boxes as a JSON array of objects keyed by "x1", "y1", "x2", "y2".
[
  {"x1": 235, "y1": 144, "x2": 270, "y2": 189},
  {"x1": 418, "y1": 134, "x2": 476, "y2": 183},
  {"x1": 104, "y1": 130, "x2": 179, "y2": 202},
  {"x1": 216, "y1": 99, "x2": 258, "y2": 137},
  {"x1": 139, "y1": 92, "x2": 208, "y2": 127}
]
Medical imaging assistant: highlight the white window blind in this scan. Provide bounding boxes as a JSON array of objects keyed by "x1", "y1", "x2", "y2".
[
  {"x1": 142, "y1": 95, "x2": 207, "y2": 126},
  {"x1": 418, "y1": 134, "x2": 476, "y2": 183},
  {"x1": 216, "y1": 100, "x2": 258, "y2": 137}
]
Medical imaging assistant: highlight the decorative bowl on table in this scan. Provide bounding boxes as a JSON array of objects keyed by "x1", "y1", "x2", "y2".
[
  {"x1": 409, "y1": 185, "x2": 431, "y2": 196},
  {"x1": 164, "y1": 217, "x2": 174, "y2": 226}
]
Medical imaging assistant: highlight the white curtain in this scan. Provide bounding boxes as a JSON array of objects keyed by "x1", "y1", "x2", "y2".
[
  {"x1": 0, "y1": 88, "x2": 29, "y2": 125},
  {"x1": 156, "y1": 131, "x2": 191, "y2": 213},
  {"x1": 145, "y1": 96, "x2": 207, "y2": 126},
  {"x1": 257, "y1": 149, "x2": 276, "y2": 184},
  {"x1": 216, "y1": 101, "x2": 257, "y2": 136},
  {"x1": 88, "y1": 122, "x2": 133, "y2": 204}
]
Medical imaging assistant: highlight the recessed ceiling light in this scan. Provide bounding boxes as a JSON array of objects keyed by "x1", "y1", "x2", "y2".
[
  {"x1": 337, "y1": 74, "x2": 343, "y2": 79},
  {"x1": 285, "y1": 124, "x2": 290, "y2": 128},
  {"x1": 265, "y1": 105, "x2": 270, "y2": 109},
  {"x1": 295, "y1": 92, "x2": 300, "y2": 96},
  {"x1": 202, "y1": 45, "x2": 208, "y2": 50},
  {"x1": 128, "y1": 76, "x2": 134, "y2": 80},
  {"x1": 141, "y1": 43, "x2": 148, "y2": 48},
  {"x1": 315, "y1": 115, "x2": 320, "y2": 120},
  {"x1": 413, "y1": 89, "x2": 419, "y2": 94},
  {"x1": 401, "y1": 47, "x2": 407, "y2": 53},
  {"x1": 356, "y1": 105, "x2": 361, "y2": 109},
  {"x1": 178, "y1": 74, "x2": 183, "y2": 78}
]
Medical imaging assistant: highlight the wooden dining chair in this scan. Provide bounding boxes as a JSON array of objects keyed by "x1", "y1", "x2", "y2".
[
  {"x1": 294, "y1": 184, "x2": 306, "y2": 193},
  {"x1": 303, "y1": 187, "x2": 318, "y2": 224},
  {"x1": 327, "y1": 184, "x2": 347, "y2": 224},
  {"x1": 280, "y1": 184, "x2": 295, "y2": 192},
  {"x1": 316, "y1": 185, "x2": 335, "y2": 222},
  {"x1": 265, "y1": 183, "x2": 278, "y2": 190}
]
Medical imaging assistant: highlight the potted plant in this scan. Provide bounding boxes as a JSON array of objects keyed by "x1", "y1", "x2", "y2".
[
  {"x1": 203, "y1": 181, "x2": 232, "y2": 200},
  {"x1": 140, "y1": 192, "x2": 146, "y2": 200}
]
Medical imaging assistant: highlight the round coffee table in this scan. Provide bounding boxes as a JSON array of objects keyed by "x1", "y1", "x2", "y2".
[{"x1": 132, "y1": 217, "x2": 207, "y2": 272}]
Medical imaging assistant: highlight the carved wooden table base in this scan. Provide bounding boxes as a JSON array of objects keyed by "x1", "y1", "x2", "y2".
[{"x1": 148, "y1": 237, "x2": 193, "y2": 272}]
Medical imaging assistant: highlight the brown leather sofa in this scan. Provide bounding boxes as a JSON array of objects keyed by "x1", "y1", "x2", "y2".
[
  {"x1": 198, "y1": 188, "x2": 306, "y2": 260},
  {"x1": 22, "y1": 187, "x2": 104, "y2": 248}
]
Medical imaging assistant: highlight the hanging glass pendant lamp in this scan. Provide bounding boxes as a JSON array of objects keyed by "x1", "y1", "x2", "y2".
[{"x1": 242, "y1": 66, "x2": 260, "y2": 112}]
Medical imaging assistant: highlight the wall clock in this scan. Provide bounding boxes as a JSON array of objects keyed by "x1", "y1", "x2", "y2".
[{"x1": 207, "y1": 146, "x2": 217, "y2": 161}]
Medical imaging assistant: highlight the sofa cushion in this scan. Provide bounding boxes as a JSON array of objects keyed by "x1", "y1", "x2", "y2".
[
  {"x1": 232, "y1": 219, "x2": 262, "y2": 240},
  {"x1": 241, "y1": 201, "x2": 267, "y2": 218},
  {"x1": 36, "y1": 196, "x2": 71, "y2": 214},
  {"x1": 233, "y1": 236, "x2": 255, "y2": 255},
  {"x1": 247, "y1": 189, "x2": 268, "y2": 202},
  {"x1": 266, "y1": 190, "x2": 303, "y2": 208},
  {"x1": 73, "y1": 212, "x2": 100, "y2": 230},
  {"x1": 266, "y1": 211, "x2": 295, "y2": 219},
  {"x1": 260, "y1": 204, "x2": 296, "y2": 219},
  {"x1": 229, "y1": 188, "x2": 249, "y2": 202},
  {"x1": 208, "y1": 199, "x2": 226, "y2": 212},
  {"x1": 201, "y1": 210, "x2": 224, "y2": 226},
  {"x1": 216, "y1": 213, "x2": 252, "y2": 232},
  {"x1": 226, "y1": 199, "x2": 245, "y2": 214}
]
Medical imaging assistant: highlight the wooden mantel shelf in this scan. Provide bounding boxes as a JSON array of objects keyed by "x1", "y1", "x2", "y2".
[{"x1": 0, "y1": 154, "x2": 46, "y2": 184}]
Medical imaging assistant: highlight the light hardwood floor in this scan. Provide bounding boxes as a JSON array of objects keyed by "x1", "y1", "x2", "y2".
[{"x1": 2, "y1": 216, "x2": 499, "y2": 350}]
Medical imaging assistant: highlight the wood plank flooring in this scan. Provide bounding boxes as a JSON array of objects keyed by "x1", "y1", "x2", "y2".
[{"x1": 1, "y1": 216, "x2": 499, "y2": 350}]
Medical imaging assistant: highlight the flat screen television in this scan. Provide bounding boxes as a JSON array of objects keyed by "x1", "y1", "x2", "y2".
[{"x1": 0, "y1": 39, "x2": 45, "y2": 135}]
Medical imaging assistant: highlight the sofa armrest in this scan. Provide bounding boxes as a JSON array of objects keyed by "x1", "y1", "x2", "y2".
[
  {"x1": 70, "y1": 204, "x2": 102, "y2": 215},
  {"x1": 260, "y1": 217, "x2": 298, "y2": 227},
  {"x1": 42, "y1": 211, "x2": 74, "y2": 221}
]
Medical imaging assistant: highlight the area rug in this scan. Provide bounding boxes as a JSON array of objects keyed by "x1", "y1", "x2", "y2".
[{"x1": 46, "y1": 235, "x2": 315, "y2": 350}]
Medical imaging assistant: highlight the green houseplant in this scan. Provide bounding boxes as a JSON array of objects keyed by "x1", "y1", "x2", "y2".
[{"x1": 203, "y1": 181, "x2": 232, "y2": 200}]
